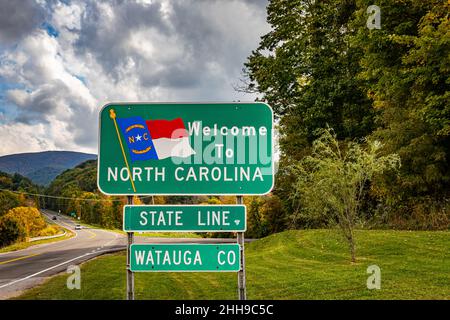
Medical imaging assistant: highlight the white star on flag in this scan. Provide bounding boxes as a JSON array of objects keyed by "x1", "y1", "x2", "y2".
[{"x1": 136, "y1": 134, "x2": 142, "y2": 141}]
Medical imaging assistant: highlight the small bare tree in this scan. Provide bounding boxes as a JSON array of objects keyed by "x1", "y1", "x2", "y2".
[{"x1": 290, "y1": 128, "x2": 400, "y2": 263}]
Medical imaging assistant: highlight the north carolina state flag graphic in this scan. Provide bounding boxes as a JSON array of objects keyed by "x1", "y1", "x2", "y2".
[
  {"x1": 117, "y1": 116, "x2": 195, "y2": 161},
  {"x1": 146, "y1": 118, "x2": 196, "y2": 160}
]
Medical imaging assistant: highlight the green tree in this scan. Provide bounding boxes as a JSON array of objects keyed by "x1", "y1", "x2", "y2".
[
  {"x1": 259, "y1": 195, "x2": 287, "y2": 234},
  {"x1": 0, "y1": 191, "x2": 20, "y2": 216},
  {"x1": 242, "y1": 0, "x2": 376, "y2": 224},
  {"x1": 245, "y1": 197, "x2": 267, "y2": 238},
  {"x1": 291, "y1": 129, "x2": 400, "y2": 262},
  {"x1": 0, "y1": 171, "x2": 41, "y2": 209},
  {"x1": 353, "y1": 0, "x2": 449, "y2": 221},
  {"x1": 243, "y1": 0, "x2": 374, "y2": 149}
]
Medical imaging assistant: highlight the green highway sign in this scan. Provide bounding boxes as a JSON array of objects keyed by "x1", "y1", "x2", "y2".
[
  {"x1": 123, "y1": 205, "x2": 246, "y2": 232},
  {"x1": 130, "y1": 244, "x2": 241, "y2": 272},
  {"x1": 97, "y1": 103, "x2": 273, "y2": 195}
]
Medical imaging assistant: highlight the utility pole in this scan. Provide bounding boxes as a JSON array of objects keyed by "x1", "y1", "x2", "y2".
[{"x1": 236, "y1": 195, "x2": 247, "y2": 300}]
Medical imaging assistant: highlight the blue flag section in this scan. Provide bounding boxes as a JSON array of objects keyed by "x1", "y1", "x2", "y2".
[{"x1": 117, "y1": 116, "x2": 159, "y2": 162}]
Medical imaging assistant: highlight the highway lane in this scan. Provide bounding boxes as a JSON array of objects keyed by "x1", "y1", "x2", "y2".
[{"x1": 0, "y1": 210, "x2": 125, "y2": 299}]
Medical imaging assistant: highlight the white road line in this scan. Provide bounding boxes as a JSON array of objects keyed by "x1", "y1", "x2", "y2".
[
  {"x1": 0, "y1": 251, "x2": 94, "y2": 289},
  {"x1": 0, "y1": 211, "x2": 124, "y2": 289},
  {"x1": 0, "y1": 237, "x2": 123, "y2": 289}
]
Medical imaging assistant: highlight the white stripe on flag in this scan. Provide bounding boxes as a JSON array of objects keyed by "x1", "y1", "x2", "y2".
[{"x1": 153, "y1": 137, "x2": 196, "y2": 159}]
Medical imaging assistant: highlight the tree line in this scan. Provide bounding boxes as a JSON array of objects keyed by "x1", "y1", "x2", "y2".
[
  {"x1": 42, "y1": 160, "x2": 281, "y2": 238},
  {"x1": 241, "y1": 0, "x2": 449, "y2": 232}
]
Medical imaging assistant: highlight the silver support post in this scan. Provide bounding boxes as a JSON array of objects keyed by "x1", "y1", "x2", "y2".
[
  {"x1": 126, "y1": 196, "x2": 135, "y2": 300},
  {"x1": 236, "y1": 195, "x2": 247, "y2": 300}
]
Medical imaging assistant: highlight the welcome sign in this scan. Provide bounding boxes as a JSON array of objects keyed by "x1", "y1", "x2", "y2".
[{"x1": 97, "y1": 103, "x2": 273, "y2": 195}]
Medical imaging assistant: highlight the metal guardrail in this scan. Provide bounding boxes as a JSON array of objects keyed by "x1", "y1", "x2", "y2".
[{"x1": 28, "y1": 230, "x2": 67, "y2": 242}]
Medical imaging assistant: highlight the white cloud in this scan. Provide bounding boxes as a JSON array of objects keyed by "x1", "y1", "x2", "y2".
[
  {"x1": 0, "y1": 120, "x2": 93, "y2": 155},
  {"x1": 0, "y1": 0, "x2": 269, "y2": 156}
]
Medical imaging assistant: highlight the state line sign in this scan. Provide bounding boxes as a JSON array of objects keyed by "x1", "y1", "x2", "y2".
[
  {"x1": 123, "y1": 205, "x2": 246, "y2": 232},
  {"x1": 130, "y1": 244, "x2": 241, "y2": 272},
  {"x1": 97, "y1": 102, "x2": 273, "y2": 195}
]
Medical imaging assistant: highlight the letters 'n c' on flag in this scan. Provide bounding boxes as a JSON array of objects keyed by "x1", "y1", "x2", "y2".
[
  {"x1": 117, "y1": 116, "x2": 195, "y2": 161},
  {"x1": 117, "y1": 116, "x2": 158, "y2": 162}
]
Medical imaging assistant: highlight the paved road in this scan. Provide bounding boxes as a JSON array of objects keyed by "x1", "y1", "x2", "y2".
[
  {"x1": 0, "y1": 209, "x2": 249, "y2": 299},
  {"x1": 0, "y1": 210, "x2": 125, "y2": 299}
]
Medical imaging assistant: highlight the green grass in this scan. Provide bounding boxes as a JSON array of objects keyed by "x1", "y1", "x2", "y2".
[{"x1": 16, "y1": 229, "x2": 450, "y2": 300}]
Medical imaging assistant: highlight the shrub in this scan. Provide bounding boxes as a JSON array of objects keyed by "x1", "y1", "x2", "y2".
[
  {"x1": 37, "y1": 225, "x2": 62, "y2": 237},
  {"x1": 370, "y1": 198, "x2": 450, "y2": 231},
  {"x1": 290, "y1": 128, "x2": 400, "y2": 262},
  {"x1": 0, "y1": 216, "x2": 26, "y2": 246}
]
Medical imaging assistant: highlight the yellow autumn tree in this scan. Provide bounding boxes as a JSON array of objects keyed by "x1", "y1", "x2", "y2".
[{"x1": 1, "y1": 207, "x2": 46, "y2": 238}]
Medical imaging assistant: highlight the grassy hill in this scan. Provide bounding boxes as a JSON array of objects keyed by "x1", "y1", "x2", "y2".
[
  {"x1": 16, "y1": 229, "x2": 450, "y2": 300},
  {"x1": 0, "y1": 151, "x2": 97, "y2": 186}
]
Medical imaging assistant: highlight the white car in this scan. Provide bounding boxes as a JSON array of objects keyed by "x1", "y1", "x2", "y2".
[{"x1": 75, "y1": 224, "x2": 82, "y2": 230}]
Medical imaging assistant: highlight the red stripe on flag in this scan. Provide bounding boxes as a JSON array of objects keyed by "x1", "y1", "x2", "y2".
[{"x1": 146, "y1": 118, "x2": 188, "y2": 139}]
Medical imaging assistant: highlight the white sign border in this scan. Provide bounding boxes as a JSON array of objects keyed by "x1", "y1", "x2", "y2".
[{"x1": 97, "y1": 102, "x2": 275, "y2": 196}]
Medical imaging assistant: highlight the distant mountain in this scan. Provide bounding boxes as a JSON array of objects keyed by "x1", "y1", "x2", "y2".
[{"x1": 0, "y1": 151, "x2": 97, "y2": 186}]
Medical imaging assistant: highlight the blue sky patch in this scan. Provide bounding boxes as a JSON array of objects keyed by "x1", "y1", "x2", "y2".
[{"x1": 41, "y1": 22, "x2": 59, "y2": 38}]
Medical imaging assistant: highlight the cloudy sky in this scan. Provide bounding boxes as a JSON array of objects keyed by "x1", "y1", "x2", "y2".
[{"x1": 0, "y1": 0, "x2": 269, "y2": 156}]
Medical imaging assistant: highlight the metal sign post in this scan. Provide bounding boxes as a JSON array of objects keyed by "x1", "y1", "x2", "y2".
[
  {"x1": 126, "y1": 196, "x2": 135, "y2": 300},
  {"x1": 236, "y1": 195, "x2": 247, "y2": 300}
]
